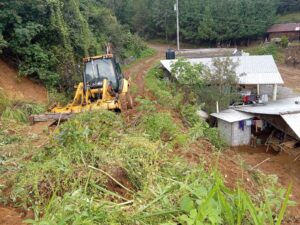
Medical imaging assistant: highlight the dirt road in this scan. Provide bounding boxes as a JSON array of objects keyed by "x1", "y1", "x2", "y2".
[
  {"x1": 278, "y1": 64, "x2": 300, "y2": 92},
  {"x1": 124, "y1": 44, "x2": 167, "y2": 96}
]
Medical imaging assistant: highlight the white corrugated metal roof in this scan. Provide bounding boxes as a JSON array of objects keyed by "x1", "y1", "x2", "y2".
[
  {"x1": 235, "y1": 97, "x2": 300, "y2": 115},
  {"x1": 282, "y1": 113, "x2": 300, "y2": 139},
  {"x1": 160, "y1": 55, "x2": 284, "y2": 85},
  {"x1": 211, "y1": 109, "x2": 254, "y2": 123}
]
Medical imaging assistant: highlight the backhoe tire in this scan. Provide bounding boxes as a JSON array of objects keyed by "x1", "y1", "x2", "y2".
[{"x1": 120, "y1": 93, "x2": 133, "y2": 111}]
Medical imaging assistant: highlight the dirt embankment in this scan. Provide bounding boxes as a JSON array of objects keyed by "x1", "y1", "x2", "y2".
[
  {"x1": 0, "y1": 60, "x2": 49, "y2": 224},
  {"x1": 278, "y1": 64, "x2": 300, "y2": 92},
  {"x1": 0, "y1": 60, "x2": 48, "y2": 104}
]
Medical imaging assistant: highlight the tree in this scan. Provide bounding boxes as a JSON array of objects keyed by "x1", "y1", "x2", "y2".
[
  {"x1": 112, "y1": 0, "x2": 279, "y2": 45},
  {"x1": 277, "y1": 0, "x2": 300, "y2": 14},
  {"x1": 197, "y1": 5, "x2": 217, "y2": 43},
  {"x1": 200, "y1": 57, "x2": 240, "y2": 113},
  {"x1": 0, "y1": 35, "x2": 7, "y2": 54},
  {"x1": 171, "y1": 58, "x2": 203, "y2": 102},
  {"x1": 0, "y1": 0, "x2": 147, "y2": 89},
  {"x1": 170, "y1": 57, "x2": 240, "y2": 113}
]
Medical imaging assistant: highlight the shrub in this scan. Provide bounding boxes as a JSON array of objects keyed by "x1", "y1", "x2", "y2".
[
  {"x1": 136, "y1": 97, "x2": 157, "y2": 113},
  {"x1": 116, "y1": 136, "x2": 165, "y2": 189},
  {"x1": 145, "y1": 66, "x2": 183, "y2": 109},
  {"x1": 54, "y1": 110, "x2": 123, "y2": 148},
  {"x1": 247, "y1": 43, "x2": 284, "y2": 61},
  {"x1": 181, "y1": 104, "x2": 202, "y2": 127},
  {"x1": 141, "y1": 112, "x2": 180, "y2": 142},
  {"x1": 204, "y1": 126, "x2": 227, "y2": 150},
  {"x1": 280, "y1": 36, "x2": 289, "y2": 48},
  {"x1": 48, "y1": 89, "x2": 72, "y2": 107}
]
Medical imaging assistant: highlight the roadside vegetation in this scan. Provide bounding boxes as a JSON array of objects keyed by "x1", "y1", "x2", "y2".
[{"x1": 0, "y1": 65, "x2": 294, "y2": 224}]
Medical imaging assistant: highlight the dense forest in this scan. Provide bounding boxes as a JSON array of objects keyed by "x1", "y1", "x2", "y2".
[
  {"x1": 105, "y1": 0, "x2": 299, "y2": 44},
  {"x1": 0, "y1": 0, "x2": 147, "y2": 89},
  {"x1": 0, "y1": 0, "x2": 300, "y2": 89},
  {"x1": 277, "y1": 0, "x2": 300, "y2": 13}
]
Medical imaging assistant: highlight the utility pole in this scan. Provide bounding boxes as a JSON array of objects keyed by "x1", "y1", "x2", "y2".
[{"x1": 175, "y1": 0, "x2": 180, "y2": 50}]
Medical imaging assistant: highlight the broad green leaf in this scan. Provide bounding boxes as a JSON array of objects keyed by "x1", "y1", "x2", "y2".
[{"x1": 180, "y1": 195, "x2": 195, "y2": 213}]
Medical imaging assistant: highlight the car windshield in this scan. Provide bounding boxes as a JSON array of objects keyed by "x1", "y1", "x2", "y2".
[{"x1": 85, "y1": 59, "x2": 117, "y2": 89}]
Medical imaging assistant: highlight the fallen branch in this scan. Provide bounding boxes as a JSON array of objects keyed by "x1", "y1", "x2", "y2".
[
  {"x1": 29, "y1": 113, "x2": 74, "y2": 123},
  {"x1": 250, "y1": 158, "x2": 270, "y2": 171},
  {"x1": 88, "y1": 165, "x2": 134, "y2": 194}
]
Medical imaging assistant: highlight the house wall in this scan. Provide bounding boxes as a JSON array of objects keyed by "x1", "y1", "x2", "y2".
[
  {"x1": 218, "y1": 119, "x2": 233, "y2": 145},
  {"x1": 269, "y1": 32, "x2": 300, "y2": 42},
  {"x1": 231, "y1": 121, "x2": 251, "y2": 146},
  {"x1": 217, "y1": 119, "x2": 251, "y2": 146}
]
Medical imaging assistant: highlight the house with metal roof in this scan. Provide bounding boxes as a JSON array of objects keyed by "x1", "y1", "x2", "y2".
[
  {"x1": 267, "y1": 23, "x2": 300, "y2": 42},
  {"x1": 161, "y1": 55, "x2": 284, "y2": 101},
  {"x1": 211, "y1": 97, "x2": 300, "y2": 147},
  {"x1": 234, "y1": 97, "x2": 300, "y2": 140},
  {"x1": 211, "y1": 109, "x2": 254, "y2": 146}
]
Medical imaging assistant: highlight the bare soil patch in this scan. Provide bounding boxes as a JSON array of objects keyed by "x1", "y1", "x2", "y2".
[
  {"x1": 0, "y1": 206, "x2": 33, "y2": 225},
  {"x1": 0, "y1": 60, "x2": 47, "y2": 104},
  {"x1": 278, "y1": 64, "x2": 300, "y2": 92},
  {"x1": 234, "y1": 145, "x2": 300, "y2": 219}
]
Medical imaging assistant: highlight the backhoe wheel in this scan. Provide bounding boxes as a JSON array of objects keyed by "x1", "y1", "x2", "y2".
[{"x1": 119, "y1": 93, "x2": 133, "y2": 111}]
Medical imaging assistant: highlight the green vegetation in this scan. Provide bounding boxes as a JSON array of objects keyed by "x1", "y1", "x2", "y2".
[
  {"x1": 280, "y1": 36, "x2": 289, "y2": 48},
  {"x1": 0, "y1": 0, "x2": 147, "y2": 88},
  {"x1": 277, "y1": 1, "x2": 300, "y2": 14},
  {"x1": 0, "y1": 66, "x2": 294, "y2": 224},
  {"x1": 246, "y1": 44, "x2": 285, "y2": 63},
  {"x1": 106, "y1": 0, "x2": 278, "y2": 44},
  {"x1": 170, "y1": 58, "x2": 240, "y2": 114},
  {"x1": 276, "y1": 12, "x2": 300, "y2": 23},
  {"x1": 0, "y1": 1, "x2": 298, "y2": 222},
  {"x1": 0, "y1": 90, "x2": 45, "y2": 123}
]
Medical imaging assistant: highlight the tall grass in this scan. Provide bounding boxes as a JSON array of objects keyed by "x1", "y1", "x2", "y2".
[
  {"x1": 6, "y1": 109, "x2": 292, "y2": 224},
  {"x1": 2, "y1": 66, "x2": 294, "y2": 224},
  {"x1": 0, "y1": 89, "x2": 45, "y2": 123}
]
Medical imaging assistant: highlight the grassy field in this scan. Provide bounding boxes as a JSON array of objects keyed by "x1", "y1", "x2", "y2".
[{"x1": 276, "y1": 12, "x2": 300, "y2": 23}]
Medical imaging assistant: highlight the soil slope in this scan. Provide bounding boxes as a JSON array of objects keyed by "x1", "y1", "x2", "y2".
[{"x1": 0, "y1": 60, "x2": 47, "y2": 103}]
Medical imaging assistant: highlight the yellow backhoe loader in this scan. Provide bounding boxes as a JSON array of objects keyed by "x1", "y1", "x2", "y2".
[{"x1": 31, "y1": 53, "x2": 133, "y2": 122}]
